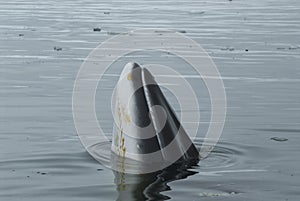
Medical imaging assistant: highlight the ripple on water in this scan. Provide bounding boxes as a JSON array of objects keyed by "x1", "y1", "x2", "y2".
[
  {"x1": 87, "y1": 138, "x2": 263, "y2": 175},
  {"x1": 87, "y1": 138, "x2": 264, "y2": 200},
  {"x1": 196, "y1": 139, "x2": 245, "y2": 171}
]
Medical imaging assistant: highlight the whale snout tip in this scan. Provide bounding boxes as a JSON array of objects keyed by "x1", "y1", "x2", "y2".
[
  {"x1": 120, "y1": 62, "x2": 142, "y2": 81},
  {"x1": 124, "y1": 62, "x2": 141, "y2": 71}
]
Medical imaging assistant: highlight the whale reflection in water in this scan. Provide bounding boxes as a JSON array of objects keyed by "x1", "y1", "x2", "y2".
[{"x1": 113, "y1": 161, "x2": 198, "y2": 201}]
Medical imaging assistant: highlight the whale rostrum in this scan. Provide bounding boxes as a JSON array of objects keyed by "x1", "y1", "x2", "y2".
[{"x1": 111, "y1": 62, "x2": 199, "y2": 168}]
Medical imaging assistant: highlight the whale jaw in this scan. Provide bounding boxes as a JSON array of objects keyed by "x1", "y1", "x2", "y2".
[{"x1": 111, "y1": 62, "x2": 199, "y2": 166}]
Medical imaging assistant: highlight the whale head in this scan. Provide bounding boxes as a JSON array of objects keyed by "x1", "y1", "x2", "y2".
[{"x1": 111, "y1": 62, "x2": 199, "y2": 172}]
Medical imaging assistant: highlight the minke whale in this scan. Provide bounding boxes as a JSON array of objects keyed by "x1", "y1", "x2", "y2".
[{"x1": 111, "y1": 62, "x2": 199, "y2": 170}]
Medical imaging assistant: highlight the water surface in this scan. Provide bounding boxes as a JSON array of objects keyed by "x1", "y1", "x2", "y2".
[{"x1": 1, "y1": 0, "x2": 300, "y2": 200}]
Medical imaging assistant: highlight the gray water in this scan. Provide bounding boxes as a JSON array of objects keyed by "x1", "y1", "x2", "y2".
[{"x1": 1, "y1": 0, "x2": 300, "y2": 200}]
